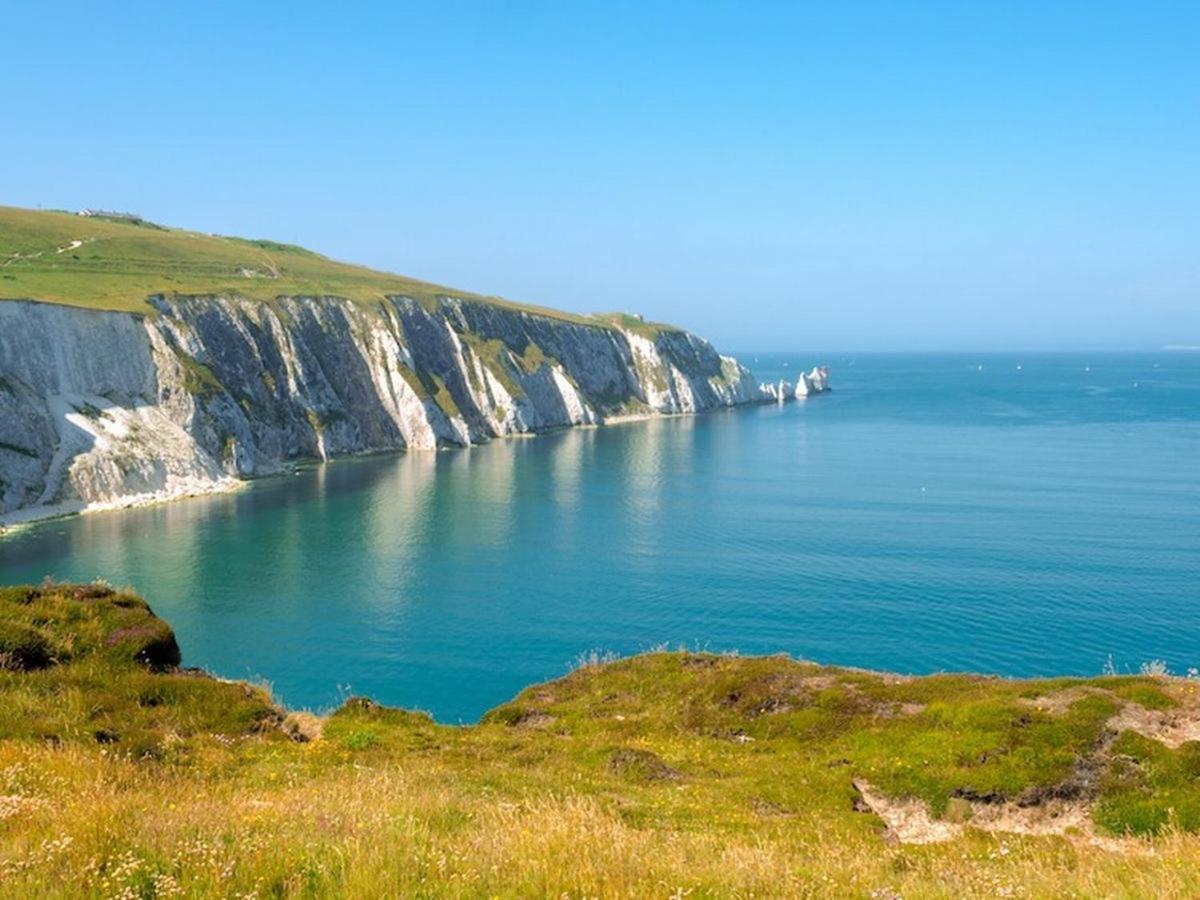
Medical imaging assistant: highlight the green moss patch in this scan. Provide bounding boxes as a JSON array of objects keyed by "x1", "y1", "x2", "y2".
[
  {"x1": 460, "y1": 334, "x2": 524, "y2": 398},
  {"x1": 175, "y1": 348, "x2": 225, "y2": 400}
]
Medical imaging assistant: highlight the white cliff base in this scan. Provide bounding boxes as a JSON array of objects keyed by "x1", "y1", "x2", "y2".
[{"x1": 0, "y1": 295, "x2": 826, "y2": 527}]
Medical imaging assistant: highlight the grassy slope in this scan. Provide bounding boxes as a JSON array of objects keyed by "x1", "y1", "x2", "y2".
[
  {"x1": 0, "y1": 206, "x2": 604, "y2": 326},
  {"x1": 2, "y1": 584, "x2": 1199, "y2": 898}
]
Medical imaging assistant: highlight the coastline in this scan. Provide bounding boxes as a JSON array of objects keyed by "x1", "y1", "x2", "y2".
[
  {"x1": 0, "y1": 290, "x2": 793, "y2": 530},
  {"x1": 0, "y1": 392, "x2": 800, "y2": 533},
  {"x1": 0, "y1": 475, "x2": 246, "y2": 534}
]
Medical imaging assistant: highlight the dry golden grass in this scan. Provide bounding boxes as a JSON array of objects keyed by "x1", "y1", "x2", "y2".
[
  {"x1": 3, "y1": 584, "x2": 1200, "y2": 897},
  {"x1": 3, "y1": 741, "x2": 1200, "y2": 898}
]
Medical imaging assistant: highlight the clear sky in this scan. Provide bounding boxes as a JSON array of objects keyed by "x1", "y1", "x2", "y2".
[{"x1": 5, "y1": 1, "x2": 1197, "y2": 350}]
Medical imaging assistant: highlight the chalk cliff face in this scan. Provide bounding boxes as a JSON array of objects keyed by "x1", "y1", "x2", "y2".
[
  {"x1": 758, "y1": 367, "x2": 831, "y2": 402},
  {"x1": 0, "y1": 295, "x2": 767, "y2": 523},
  {"x1": 795, "y1": 366, "x2": 831, "y2": 397}
]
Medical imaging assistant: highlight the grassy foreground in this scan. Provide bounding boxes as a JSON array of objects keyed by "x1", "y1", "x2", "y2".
[{"x1": 1, "y1": 584, "x2": 1199, "y2": 898}]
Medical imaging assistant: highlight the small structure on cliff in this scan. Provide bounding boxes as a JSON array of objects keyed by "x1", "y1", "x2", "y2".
[{"x1": 76, "y1": 209, "x2": 152, "y2": 227}]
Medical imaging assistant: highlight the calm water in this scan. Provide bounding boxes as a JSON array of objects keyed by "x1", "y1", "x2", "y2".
[{"x1": 2, "y1": 353, "x2": 1198, "y2": 721}]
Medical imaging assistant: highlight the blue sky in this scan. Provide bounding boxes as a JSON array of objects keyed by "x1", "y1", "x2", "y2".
[{"x1": 5, "y1": 1, "x2": 1197, "y2": 350}]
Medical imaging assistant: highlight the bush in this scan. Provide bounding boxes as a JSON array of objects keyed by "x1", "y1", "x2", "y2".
[
  {"x1": 0, "y1": 622, "x2": 55, "y2": 670},
  {"x1": 104, "y1": 621, "x2": 181, "y2": 671}
]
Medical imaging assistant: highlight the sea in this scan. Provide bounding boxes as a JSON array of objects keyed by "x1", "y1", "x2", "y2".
[{"x1": 1, "y1": 352, "x2": 1197, "y2": 721}]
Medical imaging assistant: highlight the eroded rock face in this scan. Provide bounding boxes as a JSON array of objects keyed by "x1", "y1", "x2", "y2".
[
  {"x1": 0, "y1": 295, "x2": 770, "y2": 523},
  {"x1": 794, "y1": 366, "x2": 830, "y2": 398}
]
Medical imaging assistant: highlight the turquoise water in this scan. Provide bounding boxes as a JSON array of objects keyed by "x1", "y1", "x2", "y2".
[{"x1": 2, "y1": 353, "x2": 1198, "y2": 721}]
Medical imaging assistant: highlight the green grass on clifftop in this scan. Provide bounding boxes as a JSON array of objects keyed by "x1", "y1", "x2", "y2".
[
  {"x1": 0, "y1": 205, "x2": 600, "y2": 325},
  {"x1": 1, "y1": 583, "x2": 1200, "y2": 897}
]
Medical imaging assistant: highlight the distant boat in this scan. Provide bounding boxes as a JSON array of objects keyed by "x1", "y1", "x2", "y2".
[{"x1": 977, "y1": 364, "x2": 983, "y2": 372}]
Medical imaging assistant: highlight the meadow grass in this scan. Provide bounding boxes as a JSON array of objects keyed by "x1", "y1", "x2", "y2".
[
  {"x1": 0, "y1": 206, "x2": 603, "y2": 327},
  {"x1": 1, "y1": 583, "x2": 1199, "y2": 897},
  {"x1": 594, "y1": 312, "x2": 675, "y2": 339}
]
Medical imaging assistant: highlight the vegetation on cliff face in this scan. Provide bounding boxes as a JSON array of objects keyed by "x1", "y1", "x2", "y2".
[
  {"x1": 1, "y1": 583, "x2": 1199, "y2": 897},
  {"x1": 596, "y1": 311, "x2": 674, "y2": 339},
  {"x1": 0, "y1": 206, "x2": 598, "y2": 326}
]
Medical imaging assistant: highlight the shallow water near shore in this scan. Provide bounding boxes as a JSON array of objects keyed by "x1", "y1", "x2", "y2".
[{"x1": 1, "y1": 352, "x2": 1198, "y2": 721}]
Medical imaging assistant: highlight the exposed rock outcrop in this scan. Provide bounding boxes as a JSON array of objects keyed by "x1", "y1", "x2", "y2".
[
  {"x1": 0, "y1": 294, "x2": 777, "y2": 524},
  {"x1": 795, "y1": 365, "x2": 830, "y2": 398},
  {"x1": 759, "y1": 366, "x2": 832, "y2": 402}
]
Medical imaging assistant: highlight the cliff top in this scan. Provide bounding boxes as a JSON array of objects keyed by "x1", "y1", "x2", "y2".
[
  {"x1": 0, "y1": 205, "x2": 675, "y2": 334},
  {"x1": 2, "y1": 582, "x2": 1199, "y2": 895}
]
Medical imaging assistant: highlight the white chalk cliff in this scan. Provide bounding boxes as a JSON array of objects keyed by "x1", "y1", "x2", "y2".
[
  {"x1": 794, "y1": 365, "x2": 830, "y2": 397},
  {"x1": 0, "y1": 294, "x2": 817, "y2": 525}
]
